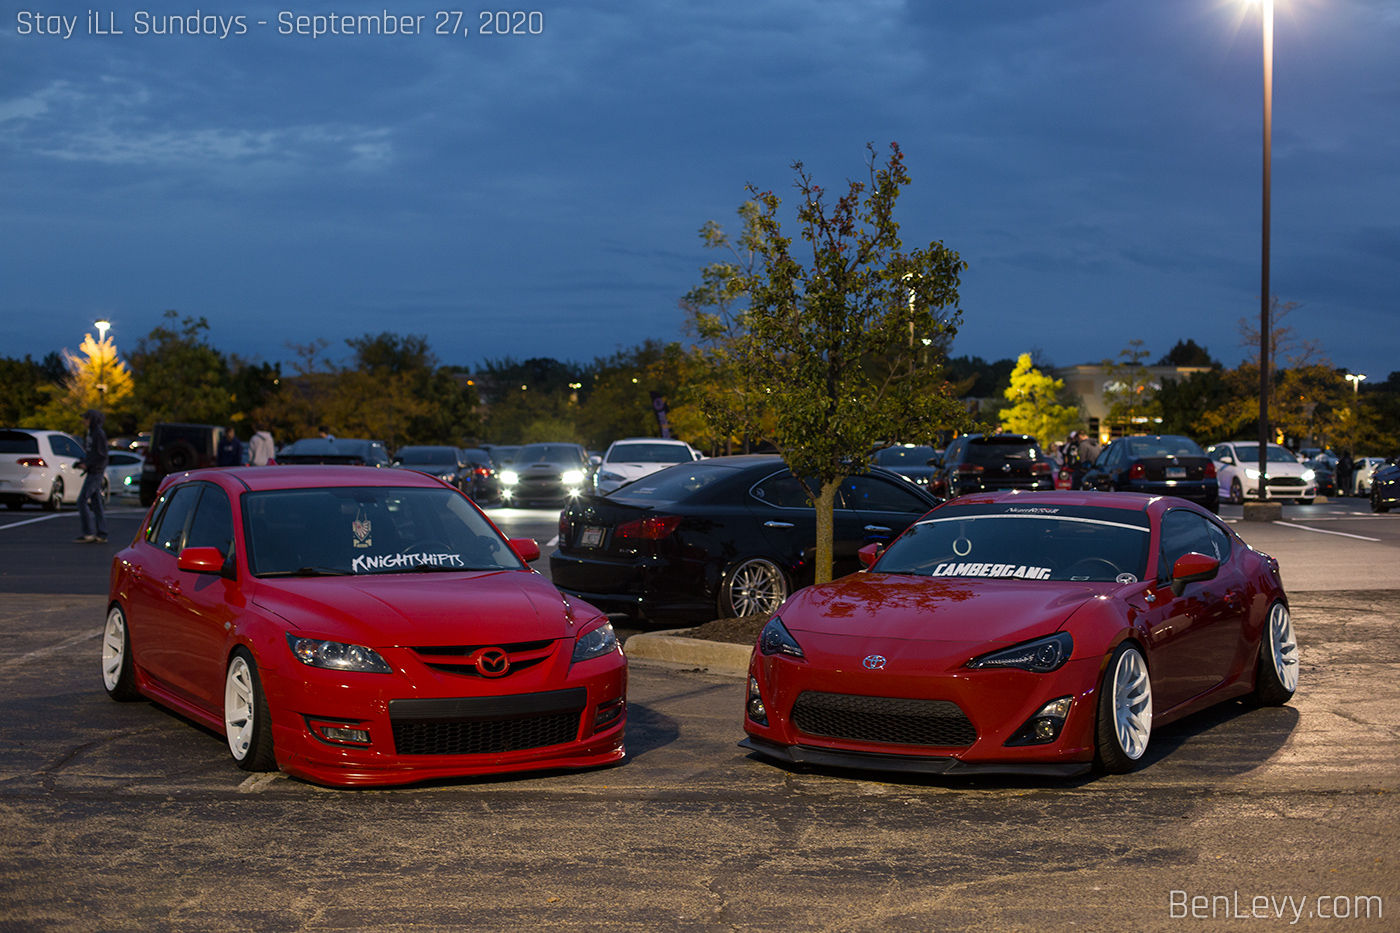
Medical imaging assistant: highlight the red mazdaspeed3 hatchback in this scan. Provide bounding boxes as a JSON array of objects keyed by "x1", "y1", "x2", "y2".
[
  {"x1": 741, "y1": 490, "x2": 1297, "y2": 777},
  {"x1": 101, "y1": 465, "x2": 626, "y2": 787}
]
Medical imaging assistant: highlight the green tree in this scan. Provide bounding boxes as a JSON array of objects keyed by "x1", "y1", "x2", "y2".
[
  {"x1": 717, "y1": 142, "x2": 971, "y2": 584},
  {"x1": 1156, "y1": 339, "x2": 1217, "y2": 368},
  {"x1": 999, "y1": 353, "x2": 1081, "y2": 444},
  {"x1": 1102, "y1": 340, "x2": 1162, "y2": 433},
  {"x1": 0, "y1": 355, "x2": 56, "y2": 427},
  {"x1": 126, "y1": 311, "x2": 234, "y2": 428}
]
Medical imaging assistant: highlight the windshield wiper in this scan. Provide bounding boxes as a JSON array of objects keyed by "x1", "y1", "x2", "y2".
[{"x1": 257, "y1": 566, "x2": 352, "y2": 577}]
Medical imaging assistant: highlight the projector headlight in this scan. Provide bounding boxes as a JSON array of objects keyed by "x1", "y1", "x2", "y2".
[
  {"x1": 500, "y1": 470, "x2": 519, "y2": 485},
  {"x1": 1301, "y1": 469, "x2": 1315, "y2": 482},
  {"x1": 561, "y1": 470, "x2": 585, "y2": 485}
]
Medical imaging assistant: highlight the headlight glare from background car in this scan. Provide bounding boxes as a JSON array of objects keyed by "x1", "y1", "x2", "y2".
[
  {"x1": 1302, "y1": 469, "x2": 1315, "y2": 482},
  {"x1": 561, "y1": 470, "x2": 585, "y2": 485},
  {"x1": 758, "y1": 617, "x2": 805, "y2": 659},
  {"x1": 572, "y1": 622, "x2": 619, "y2": 663},
  {"x1": 500, "y1": 470, "x2": 519, "y2": 485},
  {"x1": 967, "y1": 632, "x2": 1073, "y2": 672},
  {"x1": 287, "y1": 635, "x2": 392, "y2": 673}
]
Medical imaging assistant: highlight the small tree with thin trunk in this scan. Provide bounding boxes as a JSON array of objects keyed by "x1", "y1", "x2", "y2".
[{"x1": 720, "y1": 142, "x2": 971, "y2": 584}]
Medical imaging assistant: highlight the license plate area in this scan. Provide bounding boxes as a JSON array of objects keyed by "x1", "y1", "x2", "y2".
[
  {"x1": 579, "y1": 526, "x2": 605, "y2": 548},
  {"x1": 1165, "y1": 467, "x2": 1186, "y2": 479}
]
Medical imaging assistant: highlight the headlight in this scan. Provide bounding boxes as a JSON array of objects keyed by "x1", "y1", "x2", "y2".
[
  {"x1": 572, "y1": 622, "x2": 619, "y2": 663},
  {"x1": 1301, "y1": 469, "x2": 1315, "y2": 482},
  {"x1": 287, "y1": 635, "x2": 392, "y2": 673},
  {"x1": 599, "y1": 471, "x2": 624, "y2": 483},
  {"x1": 967, "y1": 632, "x2": 1073, "y2": 672},
  {"x1": 561, "y1": 470, "x2": 585, "y2": 485},
  {"x1": 1244, "y1": 468, "x2": 1261, "y2": 479},
  {"x1": 758, "y1": 617, "x2": 805, "y2": 659},
  {"x1": 500, "y1": 470, "x2": 519, "y2": 485}
]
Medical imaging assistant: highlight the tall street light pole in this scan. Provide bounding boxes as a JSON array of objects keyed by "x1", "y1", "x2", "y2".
[
  {"x1": 1257, "y1": 0, "x2": 1273, "y2": 501},
  {"x1": 94, "y1": 319, "x2": 112, "y2": 399}
]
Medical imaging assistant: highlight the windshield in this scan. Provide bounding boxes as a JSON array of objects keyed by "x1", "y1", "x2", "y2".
[
  {"x1": 606, "y1": 443, "x2": 692, "y2": 464},
  {"x1": 875, "y1": 446, "x2": 937, "y2": 466},
  {"x1": 610, "y1": 463, "x2": 732, "y2": 504},
  {"x1": 874, "y1": 504, "x2": 1152, "y2": 583},
  {"x1": 1229, "y1": 444, "x2": 1299, "y2": 464},
  {"x1": 1125, "y1": 436, "x2": 1204, "y2": 458},
  {"x1": 397, "y1": 447, "x2": 458, "y2": 465},
  {"x1": 514, "y1": 444, "x2": 585, "y2": 467},
  {"x1": 243, "y1": 486, "x2": 522, "y2": 576}
]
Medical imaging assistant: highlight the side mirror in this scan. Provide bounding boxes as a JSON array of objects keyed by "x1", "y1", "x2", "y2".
[
  {"x1": 1170, "y1": 551, "x2": 1219, "y2": 596},
  {"x1": 589, "y1": 455, "x2": 602, "y2": 467},
  {"x1": 1220, "y1": 455, "x2": 1235, "y2": 465},
  {"x1": 858, "y1": 542, "x2": 884, "y2": 568},
  {"x1": 178, "y1": 546, "x2": 232, "y2": 577},
  {"x1": 509, "y1": 537, "x2": 541, "y2": 563}
]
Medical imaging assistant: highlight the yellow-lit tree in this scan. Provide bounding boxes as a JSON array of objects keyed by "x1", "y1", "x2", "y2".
[
  {"x1": 999, "y1": 353, "x2": 1081, "y2": 445},
  {"x1": 21, "y1": 333, "x2": 133, "y2": 433}
]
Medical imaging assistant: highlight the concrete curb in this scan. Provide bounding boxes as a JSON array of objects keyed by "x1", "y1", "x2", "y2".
[{"x1": 623, "y1": 629, "x2": 752, "y2": 675}]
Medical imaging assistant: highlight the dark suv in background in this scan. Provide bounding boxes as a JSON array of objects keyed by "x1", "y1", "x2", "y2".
[
  {"x1": 933, "y1": 433, "x2": 1054, "y2": 498},
  {"x1": 139, "y1": 423, "x2": 222, "y2": 505}
]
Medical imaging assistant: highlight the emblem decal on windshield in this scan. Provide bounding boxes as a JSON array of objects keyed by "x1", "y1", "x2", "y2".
[{"x1": 352, "y1": 507, "x2": 372, "y2": 549}]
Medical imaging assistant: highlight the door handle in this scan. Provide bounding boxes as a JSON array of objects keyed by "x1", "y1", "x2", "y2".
[
  {"x1": 764, "y1": 521, "x2": 795, "y2": 529},
  {"x1": 864, "y1": 525, "x2": 892, "y2": 534}
]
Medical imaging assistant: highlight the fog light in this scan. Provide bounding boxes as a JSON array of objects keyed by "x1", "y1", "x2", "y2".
[
  {"x1": 747, "y1": 676, "x2": 768, "y2": 726},
  {"x1": 307, "y1": 717, "x2": 372, "y2": 746},
  {"x1": 594, "y1": 698, "x2": 624, "y2": 731},
  {"x1": 1004, "y1": 696, "x2": 1073, "y2": 747}
]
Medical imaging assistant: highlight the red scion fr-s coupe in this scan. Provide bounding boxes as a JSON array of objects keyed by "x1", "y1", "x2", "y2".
[
  {"x1": 101, "y1": 466, "x2": 626, "y2": 787},
  {"x1": 741, "y1": 490, "x2": 1298, "y2": 777}
]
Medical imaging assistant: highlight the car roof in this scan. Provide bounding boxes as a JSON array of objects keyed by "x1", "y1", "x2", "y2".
[
  {"x1": 608, "y1": 437, "x2": 691, "y2": 446},
  {"x1": 171, "y1": 465, "x2": 444, "y2": 493}
]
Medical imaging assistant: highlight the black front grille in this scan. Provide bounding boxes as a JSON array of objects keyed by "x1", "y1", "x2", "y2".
[
  {"x1": 410, "y1": 640, "x2": 556, "y2": 678},
  {"x1": 791, "y1": 692, "x2": 977, "y2": 747},
  {"x1": 1266, "y1": 476, "x2": 1305, "y2": 487},
  {"x1": 389, "y1": 688, "x2": 585, "y2": 756}
]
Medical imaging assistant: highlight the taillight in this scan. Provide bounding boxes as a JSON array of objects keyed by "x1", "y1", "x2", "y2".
[
  {"x1": 615, "y1": 515, "x2": 682, "y2": 540},
  {"x1": 1204, "y1": 462, "x2": 1216, "y2": 479},
  {"x1": 17, "y1": 457, "x2": 46, "y2": 467},
  {"x1": 475, "y1": 466, "x2": 490, "y2": 477},
  {"x1": 1032, "y1": 462, "x2": 1052, "y2": 475},
  {"x1": 1128, "y1": 463, "x2": 1146, "y2": 480},
  {"x1": 558, "y1": 514, "x2": 569, "y2": 539},
  {"x1": 956, "y1": 463, "x2": 984, "y2": 474}
]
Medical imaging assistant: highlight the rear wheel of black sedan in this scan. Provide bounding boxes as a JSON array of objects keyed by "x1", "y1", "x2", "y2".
[
  {"x1": 1252, "y1": 601, "x2": 1298, "y2": 706},
  {"x1": 719, "y1": 557, "x2": 789, "y2": 619},
  {"x1": 224, "y1": 649, "x2": 276, "y2": 772},
  {"x1": 1095, "y1": 642, "x2": 1153, "y2": 774}
]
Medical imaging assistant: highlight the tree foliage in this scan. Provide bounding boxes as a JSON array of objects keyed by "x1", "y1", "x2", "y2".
[
  {"x1": 999, "y1": 353, "x2": 1081, "y2": 444},
  {"x1": 705, "y1": 142, "x2": 971, "y2": 583},
  {"x1": 126, "y1": 311, "x2": 234, "y2": 428},
  {"x1": 1101, "y1": 340, "x2": 1162, "y2": 432}
]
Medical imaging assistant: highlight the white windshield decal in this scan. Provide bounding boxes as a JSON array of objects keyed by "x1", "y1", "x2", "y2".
[
  {"x1": 350, "y1": 552, "x2": 465, "y2": 573},
  {"x1": 931, "y1": 562, "x2": 1053, "y2": 579}
]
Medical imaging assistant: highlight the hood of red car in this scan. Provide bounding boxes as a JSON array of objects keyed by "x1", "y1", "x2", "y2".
[
  {"x1": 251, "y1": 570, "x2": 576, "y2": 646},
  {"x1": 781, "y1": 572, "x2": 1103, "y2": 646}
]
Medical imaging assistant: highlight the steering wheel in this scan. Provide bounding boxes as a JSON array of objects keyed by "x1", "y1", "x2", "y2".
[{"x1": 1063, "y1": 557, "x2": 1120, "y2": 579}]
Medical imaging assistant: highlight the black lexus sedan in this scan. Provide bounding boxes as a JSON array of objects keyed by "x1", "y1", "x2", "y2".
[
  {"x1": 550, "y1": 455, "x2": 939, "y2": 624},
  {"x1": 1080, "y1": 434, "x2": 1219, "y2": 512},
  {"x1": 1371, "y1": 457, "x2": 1399, "y2": 513}
]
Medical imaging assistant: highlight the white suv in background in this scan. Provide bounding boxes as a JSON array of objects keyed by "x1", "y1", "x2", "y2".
[
  {"x1": 0, "y1": 428, "x2": 105, "y2": 511},
  {"x1": 1207, "y1": 440, "x2": 1316, "y2": 505},
  {"x1": 591, "y1": 438, "x2": 704, "y2": 495}
]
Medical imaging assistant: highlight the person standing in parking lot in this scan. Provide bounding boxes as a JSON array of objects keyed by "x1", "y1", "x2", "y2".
[
  {"x1": 217, "y1": 426, "x2": 244, "y2": 466},
  {"x1": 75, "y1": 409, "x2": 109, "y2": 544},
  {"x1": 1336, "y1": 451, "x2": 1354, "y2": 497},
  {"x1": 249, "y1": 423, "x2": 276, "y2": 466}
]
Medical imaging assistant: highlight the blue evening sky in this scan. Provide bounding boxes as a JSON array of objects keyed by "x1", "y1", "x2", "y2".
[{"x1": 2, "y1": 1, "x2": 1397, "y2": 381}]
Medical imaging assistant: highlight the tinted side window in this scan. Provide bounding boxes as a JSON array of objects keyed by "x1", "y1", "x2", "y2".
[
  {"x1": 840, "y1": 475, "x2": 929, "y2": 513},
  {"x1": 1159, "y1": 510, "x2": 1217, "y2": 579},
  {"x1": 186, "y1": 484, "x2": 235, "y2": 558},
  {"x1": 1206, "y1": 521, "x2": 1233, "y2": 565},
  {"x1": 52, "y1": 436, "x2": 85, "y2": 460},
  {"x1": 750, "y1": 473, "x2": 813, "y2": 509},
  {"x1": 151, "y1": 484, "x2": 202, "y2": 555}
]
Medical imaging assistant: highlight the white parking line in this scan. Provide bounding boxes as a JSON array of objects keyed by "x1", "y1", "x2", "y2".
[
  {"x1": 0, "y1": 629, "x2": 101, "y2": 670},
  {"x1": 0, "y1": 513, "x2": 71, "y2": 530},
  {"x1": 1271, "y1": 521, "x2": 1381, "y2": 542}
]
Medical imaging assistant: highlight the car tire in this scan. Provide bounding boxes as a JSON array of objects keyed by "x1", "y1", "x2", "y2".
[
  {"x1": 1094, "y1": 642, "x2": 1153, "y2": 774},
  {"x1": 719, "y1": 557, "x2": 790, "y2": 619},
  {"x1": 44, "y1": 479, "x2": 62, "y2": 511},
  {"x1": 1372, "y1": 489, "x2": 1389, "y2": 514},
  {"x1": 5, "y1": 501, "x2": 21, "y2": 511},
  {"x1": 224, "y1": 649, "x2": 277, "y2": 772},
  {"x1": 1229, "y1": 478, "x2": 1243, "y2": 505},
  {"x1": 1252, "y1": 601, "x2": 1298, "y2": 706},
  {"x1": 100, "y1": 604, "x2": 141, "y2": 701}
]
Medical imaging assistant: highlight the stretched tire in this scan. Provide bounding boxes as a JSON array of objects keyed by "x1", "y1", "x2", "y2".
[
  {"x1": 719, "y1": 557, "x2": 789, "y2": 619},
  {"x1": 100, "y1": 604, "x2": 141, "y2": 701},
  {"x1": 44, "y1": 479, "x2": 62, "y2": 512},
  {"x1": 224, "y1": 649, "x2": 277, "y2": 772},
  {"x1": 1372, "y1": 489, "x2": 1390, "y2": 513},
  {"x1": 1252, "y1": 601, "x2": 1298, "y2": 706},
  {"x1": 1095, "y1": 642, "x2": 1153, "y2": 774}
]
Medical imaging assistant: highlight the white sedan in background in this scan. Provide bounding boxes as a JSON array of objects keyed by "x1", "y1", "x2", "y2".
[
  {"x1": 1207, "y1": 440, "x2": 1317, "y2": 505},
  {"x1": 105, "y1": 451, "x2": 145, "y2": 500},
  {"x1": 590, "y1": 438, "x2": 704, "y2": 495}
]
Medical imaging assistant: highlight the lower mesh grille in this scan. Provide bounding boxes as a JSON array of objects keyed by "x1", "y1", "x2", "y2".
[
  {"x1": 389, "y1": 688, "x2": 585, "y2": 756},
  {"x1": 791, "y1": 692, "x2": 977, "y2": 747}
]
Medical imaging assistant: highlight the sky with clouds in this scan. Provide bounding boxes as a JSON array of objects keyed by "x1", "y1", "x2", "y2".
[{"x1": 2, "y1": 0, "x2": 1397, "y2": 383}]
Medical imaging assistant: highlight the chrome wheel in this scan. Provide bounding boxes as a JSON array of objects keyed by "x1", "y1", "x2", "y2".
[
  {"x1": 1112, "y1": 647, "x2": 1152, "y2": 760},
  {"x1": 1267, "y1": 602, "x2": 1299, "y2": 693},
  {"x1": 101, "y1": 604, "x2": 139, "y2": 700},
  {"x1": 722, "y1": 558, "x2": 789, "y2": 618}
]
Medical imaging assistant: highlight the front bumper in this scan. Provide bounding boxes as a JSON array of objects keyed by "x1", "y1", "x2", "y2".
[{"x1": 739, "y1": 735, "x2": 1090, "y2": 778}]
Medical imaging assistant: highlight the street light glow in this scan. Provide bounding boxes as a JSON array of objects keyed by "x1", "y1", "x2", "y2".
[
  {"x1": 94, "y1": 319, "x2": 111, "y2": 341},
  {"x1": 1345, "y1": 373, "x2": 1366, "y2": 395}
]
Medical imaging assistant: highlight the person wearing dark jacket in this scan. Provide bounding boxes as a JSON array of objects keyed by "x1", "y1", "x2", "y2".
[
  {"x1": 217, "y1": 426, "x2": 244, "y2": 467},
  {"x1": 76, "y1": 409, "x2": 109, "y2": 543}
]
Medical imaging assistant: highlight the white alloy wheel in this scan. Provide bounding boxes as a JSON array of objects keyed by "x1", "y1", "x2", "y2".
[
  {"x1": 1268, "y1": 603, "x2": 1299, "y2": 693},
  {"x1": 100, "y1": 604, "x2": 139, "y2": 700},
  {"x1": 723, "y1": 558, "x2": 788, "y2": 618},
  {"x1": 1111, "y1": 647, "x2": 1153, "y2": 761},
  {"x1": 223, "y1": 652, "x2": 276, "y2": 769}
]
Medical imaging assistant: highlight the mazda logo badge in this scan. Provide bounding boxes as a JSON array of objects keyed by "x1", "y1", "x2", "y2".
[
  {"x1": 474, "y1": 647, "x2": 511, "y2": 678},
  {"x1": 862, "y1": 655, "x2": 887, "y2": 670}
]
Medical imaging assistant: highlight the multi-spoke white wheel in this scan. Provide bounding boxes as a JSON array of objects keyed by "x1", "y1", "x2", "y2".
[
  {"x1": 101, "y1": 604, "x2": 140, "y2": 701},
  {"x1": 1096, "y1": 643, "x2": 1153, "y2": 773},
  {"x1": 720, "y1": 558, "x2": 789, "y2": 618},
  {"x1": 224, "y1": 650, "x2": 276, "y2": 771},
  {"x1": 1253, "y1": 601, "x2": 1298, "y2": 705}
]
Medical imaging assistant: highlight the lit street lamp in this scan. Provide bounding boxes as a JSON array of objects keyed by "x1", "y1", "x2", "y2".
[
  {"x1": 94, "y1": 319, "x2": 111, "y2": 342},
  {"x1": 93, "y1": 319, "x2": 112, "y2": 398},
  {"x1": 1345, "y1": 373, "x2": 1366, "y2": 395}
]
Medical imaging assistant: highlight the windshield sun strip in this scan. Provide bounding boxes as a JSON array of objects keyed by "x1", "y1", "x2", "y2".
[{"x1": 913, "y1": 514, "x2": 1150, "y2": 533}]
